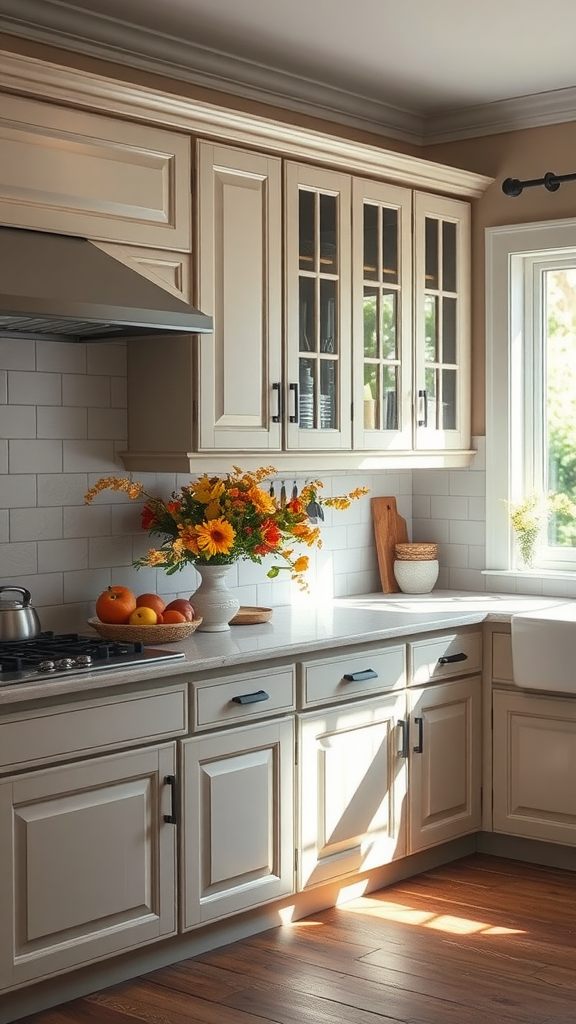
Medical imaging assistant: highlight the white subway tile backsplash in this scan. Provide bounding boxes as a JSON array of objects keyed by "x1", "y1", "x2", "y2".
[
  {"x1": 412, "y1": 494, "x2": 431, "y2": 519},
  {"x1": 449, "y1": 519, "x2": 486, "y2": 547},
  {"x1": 0, "y1": 474, "x2": 37, "y2": 507},
  {"x1": 0, "y1": 339, "x2": 35, "y2": 370},
  {"x1": 0, "y1": 371, "x2": 7, "y2": 404},
  {"x1": 413, "y1": 469, "x2": 449, "y2": 495},
  {"x1": 9, "y1": 438, "x2": 62, "y2": 473},
  {"x1": 0, "y1": 440, "x2": 7, "y2": 474},
  {"x1": 431, "y1": 494, "x2": 469, "y2": 520},
  {"x1": 38, "y1": 538, "x2": 88, "y2": 574},
  {"x1": 88, "y1": 407, "x2": 127, "y2": 440},
  {"x1": 0, "y1": 540, "x2": 38, "y2": 576},
  {"x1": 442, "y1": 543, "x2": 469, "y2": 569},
  {"x1": 63, "y1": 439, "x2": 118, "y2": 472},
  {"x1": 64, "y1": 568, "x2": 114, "y2": 606},
  {"x1": 8, "y1": 371, "x2": 62, "y2": 405},
  {"x1": 468, "y1": 496, "x2": 486, "y2": 522},
  {"x1": 10, "y1": 507, "x2": 62, "y2": 542},
  {"x1": 449, "y1": 470, "x2": 486, "y2": 497},
  {"x1": 0, "y1": 406, "x2": 36, "y2": 438},
  {"x1": 88, "y1": 535, "x2": 133, "y2": 569},
  {"x1": 86, "y1": 342, "x2": 127, "y2": 377},
  {"x1": 36, "y1": 341, "x2": 87, "y2": 374},
  {"x1": 448, "y1": 567, "x2": 486, "y2": 592},
  {"x1": 16, "y1": 572, "x2": 64, "y2": 607},
  {"x1": 0, "y1": 509, "x2": 8, "y2": 542},
  {"x1": 37, "y1": 406, "x2": 88, "y2": 439},
  {"x1": 63, "y1": 374, "x2": 110, "y2": 408},
  {"x1": 412, "y1": 517, "x2": 450, "y2": 544},
  {"x1": 111, "y1": 376, "x2": 128, "y2": 408},
  {"x1": 37, "y1": 473, "x2": 88, "y2": 506},
  {"x1": 64, "y1": 504, "x2": 111, "y2": 538}
]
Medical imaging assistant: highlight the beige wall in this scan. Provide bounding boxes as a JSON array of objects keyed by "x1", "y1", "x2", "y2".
[{"x1": 429, "y1": 123, "x2": 576, "y2": 435}]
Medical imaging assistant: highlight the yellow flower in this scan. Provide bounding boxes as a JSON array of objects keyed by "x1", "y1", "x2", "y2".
[
  {"x1": 85, "y1": 475, "x2": 145, "y2": 504},
  {"x1": 142, "y1": 548, "x2": 169, "y2": 566},
  {"x1": 196, "y1": 517, "x2": 235, "y2": 556},
  {"x1": 246, "y1": 486, "x2": 276, "y2": 515},
  {"x1": 192, "y1": 476, "x2": 226, "y2": 504},
  {"x1": 293, "y1": 555, "x2": 309, "y2": 573},
  {"x1": 178, "y1": 525, "x2": 200, "y2": 556}
]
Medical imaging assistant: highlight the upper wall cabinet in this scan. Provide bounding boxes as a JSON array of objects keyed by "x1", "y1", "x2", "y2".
[{"x1": 0, "y1": 94, "x2": 191, "y2": 250}]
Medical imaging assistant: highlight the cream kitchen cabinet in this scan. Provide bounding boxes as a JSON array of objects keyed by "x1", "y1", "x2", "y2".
[
  {"x1": 0, "y1": 93, "x2": 192, "y2": 251},
  {"x1": 0, "y1": 743, "x2": 177, "y2": 991},
  {"x1": 493, "y1": 690, "x2": 576, "y2": 845}
]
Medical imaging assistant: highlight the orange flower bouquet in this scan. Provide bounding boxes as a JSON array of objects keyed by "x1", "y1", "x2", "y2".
[{"x1": 85, "y1": 466, "x2": 369, "y2": 588}]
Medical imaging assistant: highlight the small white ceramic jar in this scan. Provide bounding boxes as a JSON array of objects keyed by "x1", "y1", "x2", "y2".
[{"x1": 393, "y1": 558, "x2": 439, "y2": 594}]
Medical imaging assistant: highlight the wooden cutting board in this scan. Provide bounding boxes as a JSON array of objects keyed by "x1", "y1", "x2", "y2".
[{"x1": 371, "y1": 496, "x2": 409, "y2": 593}]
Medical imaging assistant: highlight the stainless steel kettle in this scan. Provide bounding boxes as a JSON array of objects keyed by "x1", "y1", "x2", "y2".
[{"x1": 0, "y1": 586, "x2": 42, "y2": 641}]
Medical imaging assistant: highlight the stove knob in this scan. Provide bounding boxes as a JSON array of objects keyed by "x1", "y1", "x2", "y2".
[
  {"x1": 74, "y1": 655, "x2": 93, "y2": 668},
  {"x1": 54, "y1": 658, "x2": 76, "y2": 671},
  {"x1": 37, "y1": 661, "x2": 56, "y2": 673}
]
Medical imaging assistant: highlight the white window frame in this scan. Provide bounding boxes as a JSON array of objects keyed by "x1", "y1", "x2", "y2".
[{"x1": 486, "y1": 218, "x2": 576, "y2": 575}]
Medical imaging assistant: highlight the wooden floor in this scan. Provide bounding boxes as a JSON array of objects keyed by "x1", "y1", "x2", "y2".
[{"x1": 19, "y1": 854, "x2": 576, "y2": 1024}]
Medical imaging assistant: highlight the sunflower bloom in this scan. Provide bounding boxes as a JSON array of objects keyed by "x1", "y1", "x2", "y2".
[
  {"x1": 178, "y1": 525, "x2": 200, "y2": 556},
  {"x1": 196, "y1": 517, "x2": 235, "y2": 556},
  {"x1": 247, "y1": 486, "x2": 276, "y2": 515}
]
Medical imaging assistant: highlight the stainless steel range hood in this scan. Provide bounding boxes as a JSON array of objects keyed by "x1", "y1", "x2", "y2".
[{"x1": 0, "y1": 227, "x2": 213, "y2": 342}]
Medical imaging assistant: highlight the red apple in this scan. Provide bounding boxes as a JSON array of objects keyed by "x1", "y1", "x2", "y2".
[{"x1": 165, "y1": 598, "x2": 195, "y2": 621}]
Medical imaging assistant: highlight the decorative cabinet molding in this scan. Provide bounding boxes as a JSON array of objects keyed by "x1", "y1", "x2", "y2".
[{"x1": 0, "y1": 93, "x2": 192, "y2": 250}]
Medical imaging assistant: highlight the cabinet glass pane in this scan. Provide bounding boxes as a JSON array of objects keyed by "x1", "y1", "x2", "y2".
[
  {"x1": 382, "y1": 365, "x2": 398, "y2": 430},
  {"x1": 363, "y1": 205, "x2": 378, "y2": 282},
  {"x1": 299, "y1": 277, "x2": 315, "y2": 352},
  {"x1": 424, "y1": 295, "x2": 438, "y2": 361},
  {"x1": 320, "y1": 360, "x2": 337, "y2": 428},
  {"x1": 382, "y1": 208, "x2": 398, "y2": 285},
  {"x1": 320, "y1": 279, "x2": 337, "y2": 354},
  {"x1": 299, "y1": 358, "x2": 315, "y2": 429},
  {"x1": 442, "y1": 296, "x2": 457, "y2": 364},
  {"x1": 363, "y1": 288, "x2": 378, "y2": 357},
  {"x1": 319, "y1": 193, "x2": 337, "y2": 271},
  {"x1": 381, "y1": 290, "x2": 397, "y2": 360},
  {"x1": 299, "y1": 190, "x2": 315, "y2": 271},
  {"x1": 442, "y1": 221, "x2": 457, "y2": 292},
  {"x1": 425, "y1": 217, "x2": 439, "y2": 289},
  {"x1": 364, "y1": 363, "x2": 378, "y2": 428},
  {"x1": 442, "y1": 369, "x2": 457, "y2": 430},
  {"x1": 425, "y1": 367, "x2": 438, "y2": 426}
]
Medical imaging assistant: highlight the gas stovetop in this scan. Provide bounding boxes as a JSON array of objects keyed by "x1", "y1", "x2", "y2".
[{"x1": 0, "y1": 632, "x2": 185, "y2": 687}]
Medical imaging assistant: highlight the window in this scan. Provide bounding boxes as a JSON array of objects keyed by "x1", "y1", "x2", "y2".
[{"x1": 487, "y1": 219, "x2": 576, "y2": 574}]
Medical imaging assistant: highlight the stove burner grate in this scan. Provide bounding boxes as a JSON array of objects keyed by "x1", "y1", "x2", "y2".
[{"x1": 0, "y1": 631, "x2": 145, "y2": 674}]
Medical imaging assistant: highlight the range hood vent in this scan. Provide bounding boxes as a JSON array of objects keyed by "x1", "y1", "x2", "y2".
[{"x1": 0, "y1": 227, "x2": 213, "y2": 342}]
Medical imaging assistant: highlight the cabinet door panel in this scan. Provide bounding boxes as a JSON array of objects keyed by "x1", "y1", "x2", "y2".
[
  {"x1": 0, "y1": 745, "x2": 176, "y2": 989},
  {"x1": 409, "y1": 677, "x2": 481, "y2": 852},
  {"x1": 298, "y1": 693, "x2": 406, "y2": 889},
  {"x1": 197, "y1": 142, "x2": 282, "y2": 451},
  {"x1": 493, "y1": 690, "x2": 576, "y2": 843},
  {"x1": 182, "y1": 718, "x2": 294, "y2": 928}
]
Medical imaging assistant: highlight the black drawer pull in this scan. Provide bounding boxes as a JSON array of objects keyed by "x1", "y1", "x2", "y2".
[
  {"x1": 343, "y1": 669, "x2": 379, "y2": 682},
  {"x1": 413, "y1": 717, "x2": 424, "y2": 754},
  {"x1": 232, "y1": 690, "x2": 270, "y2": 705},
  {"x1": 399, "y1": 719, "x2": 409, "y2": 759},
  {"x1": 438, "y1": 652, "x2": 468, "y2": 665},
  {"x1": 163, "y1": 774, "x2": 179, "y2": 825}
]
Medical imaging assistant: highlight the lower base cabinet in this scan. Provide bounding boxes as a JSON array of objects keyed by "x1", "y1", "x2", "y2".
[
  {"x1": 181, "y1": 717, "x2": 295, "y2": 928},
  {"x1": 493, "y1": 690, "x2": 576, "y2": 844},
  {"x1": 409, "y1": 677, "x2": 482, "y2": 852},
  {"x1": 0, "y1": 744, "x2": 177, "y2": 990}
]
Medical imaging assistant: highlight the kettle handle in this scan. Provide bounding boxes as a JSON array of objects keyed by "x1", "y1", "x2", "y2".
[{"x1": 0, "y1": 585, "x2": 33, "y2": 606}]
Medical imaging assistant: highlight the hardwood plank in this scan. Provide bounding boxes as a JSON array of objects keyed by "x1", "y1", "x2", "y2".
[{"x1": 86, "y1": 978, "x2": 276, "y2": 1024}]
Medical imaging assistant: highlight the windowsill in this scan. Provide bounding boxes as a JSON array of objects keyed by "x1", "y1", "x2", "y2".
[{"x1": 482, "y1": 569, "x2": 576, "y2": 580}]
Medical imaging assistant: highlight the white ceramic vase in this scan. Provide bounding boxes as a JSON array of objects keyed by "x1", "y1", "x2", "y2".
[
  {"x1": 393, "y1": 558, "x2": 439, "y2": 595},
  {"x1": 191, "y1": 563, "x2": 240, "y2": 632}
]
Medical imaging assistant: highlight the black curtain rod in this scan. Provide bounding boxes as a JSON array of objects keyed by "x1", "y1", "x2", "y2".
[{"x1": 502, "y1": 170, "x2": 576, "y2": 197}]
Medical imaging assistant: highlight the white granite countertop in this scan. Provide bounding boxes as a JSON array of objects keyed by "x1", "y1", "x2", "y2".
[{"x1": 1, "y1": 589, "x2": 571, "y2": 707}]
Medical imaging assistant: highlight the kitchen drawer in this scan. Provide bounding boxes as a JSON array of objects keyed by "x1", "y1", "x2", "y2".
[
  {"x1": 492, "y1": 631, "x2": 513, "y2": 683},
  {"x1": 409, "y1": 631, "x2": 482, "y2": 686},
  {"x1": 0, "y1": 684, "x2": 187, "y2": 770},
  {"x1": 301, "y1": 644, "x2": 406, "y2": 708},
  {"x1": 193, "y1": 666, "x2": 296, "y2": 730}
]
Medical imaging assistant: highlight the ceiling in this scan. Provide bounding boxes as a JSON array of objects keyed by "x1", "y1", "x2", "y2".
[{"x1": 2, "y1": 0, "x2": 576, "y2": 144}]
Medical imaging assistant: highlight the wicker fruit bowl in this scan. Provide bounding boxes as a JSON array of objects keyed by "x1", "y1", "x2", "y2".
[
  {"x1": 87, "y1": 617, "x2": 202, "y2": 644},
  {"x1": 395, "y1": 542, "x2": 438, "y2": 561}
]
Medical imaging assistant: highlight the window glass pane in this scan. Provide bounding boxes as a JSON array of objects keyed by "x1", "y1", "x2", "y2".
[
  {"x1": 299, "y1": 190, "x2": 315, "y2": 271},
  {"x1": 442, "y1": 221, "x2": 457, "y2": 292},
  {"x1": 363, "y1": 288, "x2": 378, "y2": 357},
  {"x1": 382, "y1": 365, "x2": 398, "y2": 430},
  {"x1": 299, "y1": 357, "x2": 315, "y2": 429},
  {"x1": 320, "y1": 360, "x2": 337, "y2": 428},
  {"x1": 442, "y1": 296, "x2": 457, "y2": 364},
  {"x1": 319, "y1": 193, "x2": 337, "y2": 271},
  {"x1": 545, "y1": 267, "x2": 576, "y2": 548},
  {"x1": 442, "y1": 369, "x2": 456, "y2": 430},
  {"x1": 364, "y1": 363, "x2": 378, "y2": 429},
  {"x1": 424, "y1": 295, "x2": 438, "y2": 362},
  {"x1": 381, "y1": 290, "x2": 397, "y2": 360},
  {"x1": 320, "y1": 279, "x2": 337, "y2": 354},
  {"x1": 363, "y1": 204, "x2": 378, "y2": 281},
  {"x1": 425, "y1": 217, "x2": 439, "y2": 289},
  {"x1": 299, "y1": 277, "x2": 315, "y2": 352},
  {"x1": 382, "y1": 208, "x2": 398, "y2": 285}
]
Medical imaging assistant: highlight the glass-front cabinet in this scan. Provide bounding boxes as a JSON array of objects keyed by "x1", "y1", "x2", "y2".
[
  {"x1": 352, "y1": 179, "x2": 412, "y2": 450},
  {"x1": 413, "y1": 192, "x2": 471, "y2": 451},
  {"x1": 285, "y1": 163, "x2": 352, "y2": 450}
]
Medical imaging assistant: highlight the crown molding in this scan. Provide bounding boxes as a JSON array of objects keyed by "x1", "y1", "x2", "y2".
[
  {"x1": 0, "y1": 50, "x2": 493, "y2": 198},
  {"x1": 0, "y1": 0, "x2": 426, "y2": 146},
  {"x1": 424, "y1": 85, "x2": 576, "y2": 144}
]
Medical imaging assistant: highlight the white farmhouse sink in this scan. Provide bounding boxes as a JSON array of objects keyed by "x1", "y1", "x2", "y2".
[{"x1": 511, "y1": 603, "x2": 576, "y2": 693}]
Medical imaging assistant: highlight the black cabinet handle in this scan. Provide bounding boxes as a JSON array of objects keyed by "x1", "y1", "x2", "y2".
[
  {"x1": 231, "y1": 689, "x2": 270, "y2": 705},
  {"x1": 413, "y1": 716, "x2": 424, "y2": 754},
  {"x1": 399, "y1": 719, "x2": 409, "y2": 759},
  {"x1": 438, "y1": 652, "x2": 468, "y2": 665},
  {"x1": 289, "y1": 382, "x2": 299, "y2": 423},
  {"x1": 271, "y1": 382, "x2": 283, "y2": 423},
  {"x1": 417, "y1": 389, "x2": 428, "y2": 427},
  {"x1": 163, "y1": 774, "x2": 178, "y2": 825},
  {"x1": 343, "y1": 669, "x2": 379, "y2": 682}
]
